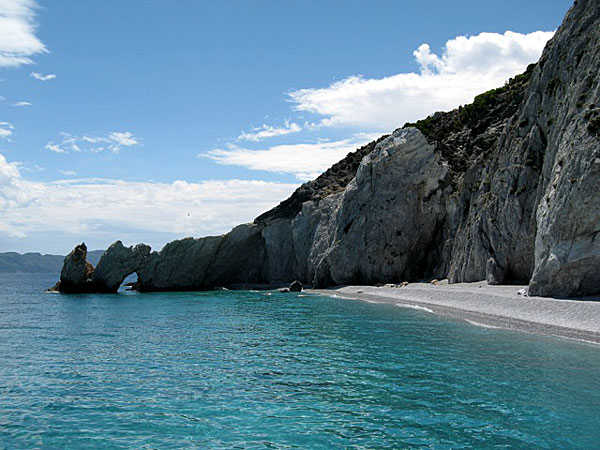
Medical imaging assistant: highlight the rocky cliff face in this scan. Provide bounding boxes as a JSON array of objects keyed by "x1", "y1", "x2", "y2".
[
  {"x1": 524, "y1": 0, "x2": 600, "y2": 296},
  {"x1": 57, "y1": 0, "x2": 600, "y2": 297}
]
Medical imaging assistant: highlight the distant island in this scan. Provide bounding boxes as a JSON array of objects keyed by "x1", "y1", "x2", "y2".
[{"x1": 0, "y1": 250, "x2": 104, "y2": 274}]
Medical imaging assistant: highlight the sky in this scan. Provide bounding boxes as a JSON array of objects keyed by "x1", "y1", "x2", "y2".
[{"x1": 0, "y1": 0, "x2": 573, "y2": 254}]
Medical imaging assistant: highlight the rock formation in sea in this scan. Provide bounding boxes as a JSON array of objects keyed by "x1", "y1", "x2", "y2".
[
  {"x1": 56, "y1": 243, "x2": 95, "y2": 293},
  {"x1": 56, "y1": 0, "x2": 600, "y2": 297},
  {"x1": 53, "y1": 241, "x2": 150, "y2": 293}
]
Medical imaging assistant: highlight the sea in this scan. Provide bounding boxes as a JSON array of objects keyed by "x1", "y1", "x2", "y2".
[{"x1": 1, "y1": 273, "x2": 599, "y2": 449}]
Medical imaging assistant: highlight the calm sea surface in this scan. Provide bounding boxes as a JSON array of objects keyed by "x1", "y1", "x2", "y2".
[{"x1": 1, "y1": 273, "x2": 600, "y2": 449}]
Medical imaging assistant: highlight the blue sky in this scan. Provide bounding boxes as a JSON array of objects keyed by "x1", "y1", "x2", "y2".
[{"x1": 0, "y1": 0, "x2": 572, "y2": 254}]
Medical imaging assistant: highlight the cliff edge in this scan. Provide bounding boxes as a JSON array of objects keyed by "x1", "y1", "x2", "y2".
[{"x1": 56, "y1": 0, "x2": 600, "y2": 297}]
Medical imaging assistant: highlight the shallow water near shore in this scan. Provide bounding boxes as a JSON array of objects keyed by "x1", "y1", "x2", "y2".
[{"x1": 1, "y1": 273, "x2": 600, "y2": 448}]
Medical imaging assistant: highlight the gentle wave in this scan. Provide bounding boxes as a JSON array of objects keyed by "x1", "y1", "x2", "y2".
[
  {"x1": 395, "y1": 303, "x2": 435, "y2": 313},
  {"x1": 330, "y1": 294, "x2": 356, "y2": 300},
  {"x1": 464, "y1": 319, "x2": 503, "y2": 330}
]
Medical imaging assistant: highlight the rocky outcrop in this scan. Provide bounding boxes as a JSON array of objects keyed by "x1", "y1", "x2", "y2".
[
  {"x1": 408, "y1": 64, "x2": 540, "y2": 284},
  {"x1": 56, "y1": 0, "x2": 600, "y2": 298},
  {"x1": 91, "y1": 241, "x2": 151, "y2": 292},
  {"x1": 57, "y1": 241, "x2": 150, "y2": 293},
  {"x1": 524, "y1": 0, "x2": 600, "y2": 297},
  {"x1": 135, "y1": 224, "x2": 268, "y2": 291},
  {"x1": 289, "y1": 280, "x2": 303, "y2": 292},
  {"x1": 57, "y1": 243, "x2": 95, "y2": 293},
  {"x1": 310, "y1": 128, "x2": 449, "y2": 285},
  {"x1": 255, "y1": 135, "x2": 389, "y2": 224},
  {"x1": 405, "y1": 0, "x2": 600, "y2": 296}
]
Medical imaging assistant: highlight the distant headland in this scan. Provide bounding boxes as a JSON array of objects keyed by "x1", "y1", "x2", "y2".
[{"x1": 0, "y1": 250, "x2": 103, "y2": 274}]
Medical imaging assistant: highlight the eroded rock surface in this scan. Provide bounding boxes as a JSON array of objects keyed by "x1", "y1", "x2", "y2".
[
  {"x1": 525, "y1": 0, "x2": 600, "y2": 296},
  {"x1": 486, "y1": 258, "x2": 505, "y2": 286},
  {"x1": 58, "y1": 243, "x2": 95, "y2": 293},
  {"x1": 313, "y1": 128, "x2": 449, "y2": 285},
  {"x1": 136, "y1": 224, "x2": 267, "y2": 291},
  {"x1": 92, "y1": 241, "x2": 151, "y2": 292},
  {"x1": 56, "y1": 0, "x2": 600, "y2": 297}
]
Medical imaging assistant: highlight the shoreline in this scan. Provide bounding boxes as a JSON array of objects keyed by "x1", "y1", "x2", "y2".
[{"x1": 308, "y1": 282, "x2": 600, "y2": 345}]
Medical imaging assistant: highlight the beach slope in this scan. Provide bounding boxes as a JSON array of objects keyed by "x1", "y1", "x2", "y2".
[{"x1": 310, "y1": 283, "x2": 600, "y2": 344}]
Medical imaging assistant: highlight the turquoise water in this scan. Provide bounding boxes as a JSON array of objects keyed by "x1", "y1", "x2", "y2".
[{"x1": 1, "y1": 273, "x2": 600, "y2": 448}]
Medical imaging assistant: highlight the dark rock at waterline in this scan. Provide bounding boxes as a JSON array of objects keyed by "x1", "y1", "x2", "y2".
[
  {"x1": 55, "y1": 241, "x2": 150, "y2": 293},
  {"x1": 46, "y1": 281, "x2": 61, "y2": 292},
  {"x1": 58, "y1": 243, "x2": 95, "y2": 293},
  {"x1": 92, "y1": 241, "x2": 150, "y2": 292},
  {"x1": 290, "y1": 281, "x2": 303, "y2": 292}
]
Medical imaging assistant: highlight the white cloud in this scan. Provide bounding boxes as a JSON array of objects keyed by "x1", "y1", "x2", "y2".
[
  {"x1": 16, "y1": 161, "x2": 44, "y2": 172},
  {"x1": 238, "y1": 120, "x2": 302, "y2": 142},
  {"x1": 45, "y1": 142, "x2": 66, "y2": 153},
  {"x1": 0, "y1": 152, "x2": 299, "y2": 252},
  {"x1": 204, "y1": 133, "x2": 378, "y2": 181},
  {"x1": 46, "y1": 131, "x2": 141, "y2": 154},
  {"x1": 0, "y1": 0, "x2": 46, "y2": 68},
  {"x1": 108, "y1": 131, "x2": 138, "y2": 150},
  {"x1": 214, "y1": 30, "x2": 553, "y2": 182},
  {"x1": 0, "y1": 121, "x2": 14, "y2": 138},
  {"x1": 59, "y1": 170, "x2": 76, "y2": 176},
  {"x1": 30, "y1": 71, "x2": 56, "y2": 81},
  {"x1": 10, "y1": 100, "x2": 31, "y2": 106},
  {"x1": 0, "y1": 153, "x2": 43, "y2": 218},
  {"x1": 81, "y1": 135, "x2": 104, "y2": 144},
  {"x1": 289, "y1": 30, "x2": 554, "y2": 131}
]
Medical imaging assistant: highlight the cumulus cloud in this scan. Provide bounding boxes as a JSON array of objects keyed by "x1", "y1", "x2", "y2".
[
  {"x1": 0, "y1": 152, "x2": 299, "y2": 252},
  {"x1": 215, "y1": 30, "x2": 553, "y2": 181},
  {"x1": 204, "y1": 133, "x2": 378, "y2": 181},
  {"x1": 289, "y1": 30, "x2": 554, "y2": 131},
  {"x1": 46, "y1": 131, "x2": 141, "y2": 154},
  {"x1": 0, "y1": 121, "x2": 14, "y2": 138},
  {"x1": 237, "y1": 120, "x2": 302, "y2": 142},
  {"x1": 29, "y1": 71, "x2": 56, "y2": 81},
  {"x1": 0, "y1": 153, "x2": 43, "y2": 219},
  {"x1": 0, "y1": 0, "x2": 46, "y2": 68}
]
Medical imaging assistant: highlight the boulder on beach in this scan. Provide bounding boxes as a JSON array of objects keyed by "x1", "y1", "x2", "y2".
[
  {"x1": 290, "y1": 280, "x2": 303, "y2": 292},
  {"x1": 486, "y1": 257, "x2": 505, "y2": 285}
]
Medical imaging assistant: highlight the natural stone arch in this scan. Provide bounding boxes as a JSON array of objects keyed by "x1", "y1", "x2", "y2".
[{"x1": 91, "y1": 241, "x2": 151, "y2": 293}]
